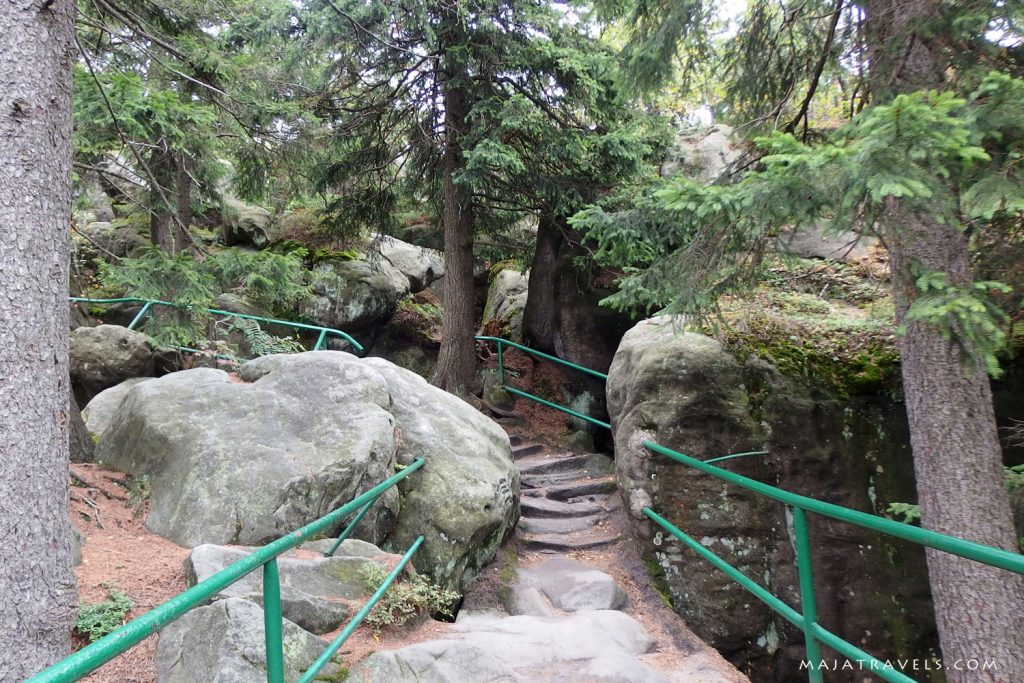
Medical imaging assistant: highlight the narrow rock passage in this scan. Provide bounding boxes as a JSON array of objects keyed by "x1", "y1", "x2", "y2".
[{"x1": 348, "y1": 431, "x2": 750, "y2": 683}]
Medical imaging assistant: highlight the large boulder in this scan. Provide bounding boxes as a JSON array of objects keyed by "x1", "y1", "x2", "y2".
[
  {"x1": 154, "y1": 598, "x2": 338, "y2": 683},
  {"x1": 96, "y1": 352, "x2": 518, "y2": 590},
  {"x1": 222, "y1": 198, "x2": 276, "y2": 248},
  {"x1": 607, "y1": 317, "x2": 936, "y2": 677},
  {"x1": 74, "y1": 220, "x2": 148, "y2": 260},
  {"x1": 480, "y1": 268, "x2": 529, "y2": 342},
  {"x1": 70, "y1": 324, "x2": 156, "y2": 406},
  {"x1": 361, "y1": 357, "x2": 520, "y2": 591},
  {"x1": 82, "y1": 377, "x2": 153, "y2": 441},
  {"x1": 303, "y1": 236, "x2": 444, "y2": 338}
]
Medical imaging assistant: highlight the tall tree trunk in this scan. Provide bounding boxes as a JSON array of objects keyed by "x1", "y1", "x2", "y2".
[
  {"x1": 865, "y1": 1, "x2": 1024, "y2": 678},
  {"x1": 432, "y1": 3, "x2": 477, "y2": 394},
  {"x1": 148, "y1": 143, "x2": 189, "y2": 254},
  {"x1": 0, "y1": 0, "x2": 79, "y2": 678}
]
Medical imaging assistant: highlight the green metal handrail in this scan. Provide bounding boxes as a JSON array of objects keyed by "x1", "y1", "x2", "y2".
[
  {"x1": 474, "y1": 335, "x2": 611, "y2": 430},
  {"x1": 29, "y1": 459, "x2": 425, "y2": 683},
  {"x1": 476, "y1": 335, "x2": 1024, "y2": 682},
  {"x1": 70, "y1": 297, "x2": 364, "y2": 355}
]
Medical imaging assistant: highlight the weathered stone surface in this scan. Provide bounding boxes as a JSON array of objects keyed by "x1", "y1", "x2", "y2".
[
  {"x1": 154, "y1": 598, "x2": 337, "y2": 683},
  {"x1": 70, "y1": 324, "x2": 155, "y2": 406},
  {"x1": 97, "y1": 352, "x2": 518, "y2": 589},
  {"x1": 185, "y1": 540, "x2": 398, "y2": 634},
  {"x1": 82, "y1": 377, "x2": 152, "y2": 441},
  {"x1": 349, "y1": 610, "x2": 658, "y2": 683},
  {"x1": 222, "y1": 197, "x2": 275, "y2": 248},
  {"x1": 480, "y1": 269, "x2": 529, "y2": 342},
  {"x1": 777, "y1": 223, "x2": 875, "y2": 262},
  {"x1": 375, "y1": 233, "x2": 445, "y2": 291},
  {"x1": 661, "y1": 124, "x2": 741, "y2": 182},
  {"x1": 97, "y1": 358, "x2": 398, "y2": 547},
  {"x1": 516, "y1": 557, "x2": 626, "y2": 612},
  {"x1": 304, "y1": 236, "x2": 444, "y2": 337},
  {"x1": 75, "y1": 220, "x2": 148, "y2": 260},
  {"x1": 608, "y1": 316, "x2": 936, "y2": 677},
  {"x1": 361, "y1": 358, "x2": 520, "y2": 591}
]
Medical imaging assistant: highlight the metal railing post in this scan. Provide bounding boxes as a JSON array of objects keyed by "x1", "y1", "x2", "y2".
[
  {"x1": 314, "y1": 329, "x2": 328, "y2": 351},
  {"x1": 497, "y1": 340, "x2": 505, "y2": 385},
  {"x1": 126, "y1": 301, "x2": 153, "y2": 330},
  {"x1": 263, "y1": 559, "x2": 286, "y2": 683},
  {"x1": 324, "y1": 497, "x2": 376, "y2": 557},
  {"x1": 793, "y1": 507, "x2": 824, "y2": 683}
]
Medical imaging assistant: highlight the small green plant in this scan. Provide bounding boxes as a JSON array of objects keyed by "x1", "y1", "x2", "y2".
[
  {"x1": 360, "y1": 564, "x2": 459, "y2": 634},
  {"x1": 76, "y1": 586, "x2": 134, "y2": 642},
  {"x1": 886, "y1": 502, "x2": 922, "y2": 525},
  {"x1": 124, "y1": 475, "x2": 151, "y2": 517},
  {"x1": 225, "y1": 318, "x2": 306, "y2": 357},
  {"x1": 1004, "y1": 464, "x2": 1024, "y2": 491}
]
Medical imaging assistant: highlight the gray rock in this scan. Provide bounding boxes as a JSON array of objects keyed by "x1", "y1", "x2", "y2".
[
  {"x1": 97, "y1": 352, "x2": 518, "y2": 590},
  {"x1": 76, "y1": 220, "x2": 148, "y2": 260},
  {"x1": 350, "y1": 610, "x2": 657, "y2": 682},
  {"x1": 375, "y1": 233, "x2": 445, "y2": 291},
  {"x1": 566, "y1": 429, "x2": 596, "y2": 454},
  {"x1": 480, "y1": 269, "x2": 529, "y2": 342},
  {"x1": 222, "y1": 197, "x2": 276, "y2": 248},
  {"x1": 607, "y1": 315, "x2": 937, "y2": 679},
  {"x1": 361, "y1": 358, "x2": 520, "y2": 591},
  {"x1": 154, "y1": 598, "x2": 338, "y2": 683},
  {"x1": 662, "y1": 124, "x2": 741, "y2": 183},
  {"x1": 82, "y1": 377, "x2": 152, "y2": 441},
  {"x1": 777, "y1": 223, "x2": 875, "y2": 262},
  {"x1": 97, "y1": 359, "x2": 398, "y2": 547},
  {"x1": 505, "y1": 584, "x2": 555, "y2": 617},
  {"x1": 70, "y1": 324, "x2": 155, "y2": 405},
  {"x1": 304, "y1": 235, "x2": 444, "y2": 335},
  {"x1": 516, "y1": 557, "x2": 626, "y2": 612},
  {"x1": 185, "y1": 540, "x2": 398, "y2": 634}
]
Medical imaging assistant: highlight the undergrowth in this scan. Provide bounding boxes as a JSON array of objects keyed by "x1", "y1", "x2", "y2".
[
  {"x1": 360, "y1": 564, "x2": 459, "y2": 634},
  {"x1": 75, "y1": 586, "x2": 133, "y2": 642}
]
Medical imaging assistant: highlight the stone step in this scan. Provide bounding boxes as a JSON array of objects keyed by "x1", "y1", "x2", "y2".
[
  {"x1": 520, "y1": 496, "x2": 607, "y2": 519},
  {"x1": 521, "y1": 470, "x2": 591, "y2": 490},
  {"x1": 517, "y1": 454, "x2": 592, "y2": 476},
  {"x1": 544, "y1": 476, "x2": 617, "y2": 501},
  {"x1": 521, "y1": 529, "x2": 621, "y2": 552},
  {"x1": 519, "y1": 513, "x2": 608, "y2": 535},
  {"x1": 508, "y1": 434, "x2": 523, "y2": 447},
  {"x1": 512, "y1": 443, "x2": 545, "y2": 459}
]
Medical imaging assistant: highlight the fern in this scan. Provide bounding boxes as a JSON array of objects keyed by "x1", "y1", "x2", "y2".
[{"x1": 226, "y1": 318, "x2": 306, "y2": 357}]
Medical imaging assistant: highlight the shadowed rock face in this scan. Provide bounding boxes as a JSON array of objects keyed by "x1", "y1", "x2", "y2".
[
  {"x1": 70, "y1": 324, "x2": 156, "y2": 406},
  {"x1": 608, "y1": 317, "x2": 938, "y2": 681},
  {"x1": 96, "y1": 351, "x2": 518, "y2": 591}
]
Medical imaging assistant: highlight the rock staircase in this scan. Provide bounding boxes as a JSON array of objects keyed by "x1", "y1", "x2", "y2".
[{"x1": 510, "y1": 434, "x2": 622, "y2": 552}]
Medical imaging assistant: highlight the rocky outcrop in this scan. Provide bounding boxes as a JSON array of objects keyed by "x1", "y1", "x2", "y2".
[
  {"x1": 95, "y1": 352, "x2": 518, "y2": 590},
  {"x1": 607, "y1": 317, "x2": 936, "y2": 679},
  {"x1": 185, "y1": 539, "x2": 399, "y2": 634},
  {"x1": 154, "y1": 598, "x2": 338, "y2": 683},
  {"x1": 360, "y1": 357, "x2": 519, "y2": 591},
  {"x1": 349, "y1": 610, "x2": 660, "y2": 682},
  {"x1": 303, "y1": 236, "x2": 444, "y2": 341},
  {"x1": 70, "y1": 324, "x2": 156, "y2": 406},
  {"x1": 222, "y1": 198, "x2": 275, "y2": 248},
  {"x1": 480, "y1": 268, "x2": 529, "y2": 342},
  {"x1": 74, "y1": 220, "x2": 148, "y2": 260},
  {"x1": 662, "y1": 124, "x2": 741, "y2": 182}
]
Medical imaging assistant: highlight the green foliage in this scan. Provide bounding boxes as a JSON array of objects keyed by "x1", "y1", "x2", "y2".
[
  {"x1": 1006, "y1": 464, "x2": 1024, "y2": 492},
  {"x1": 360, "y1": 564, "x2": 459, "y2": 634},
  {"x1": 886, "y1": 502, "x2": 922, "y2": 525},
  {"x1": 226, "y1": 319, "x2": 306, "y2": 357},
  {"x1": 577, "y1": 77, "x2": 1024, "y2": 375},
  {"x1": 98, "y1": 246, "x2": 311, "y2": 347},
  {"x1": 124, "y1": 475, "x2": 152, "y2": 518},
  {"x1": 903, "y1": 271, "x2": 1011, "y2": 377},
  {"x1": 76, "y1": 587, "x2": 134, "y2": 642}
]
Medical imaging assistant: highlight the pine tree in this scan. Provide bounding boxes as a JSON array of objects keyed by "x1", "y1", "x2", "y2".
[{"x1": 582, "y1": 1, "x2": 1024, "y2": 678}]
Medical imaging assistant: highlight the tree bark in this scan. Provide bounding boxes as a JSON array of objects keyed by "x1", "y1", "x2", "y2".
[
  {"x1": 865, "y1": 1, "x2": 1024, "y2": 678},
  {"x1": 0, "y1": 0, "x2": 79, "y2": 678},
  {"x1": 432, "y1": 3, "x2": 477, "y2": 395},
  {"x1": 148, "y1": 143, "x2": 189, "y2": 254}
]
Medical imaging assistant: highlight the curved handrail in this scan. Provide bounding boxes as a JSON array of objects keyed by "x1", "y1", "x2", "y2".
[
  {"x1": 70, "y1": 296, "x2": 364, "y2": 355},
  {"x1": 29, "y1": 459, "x2": 424, "y2": 683}
]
